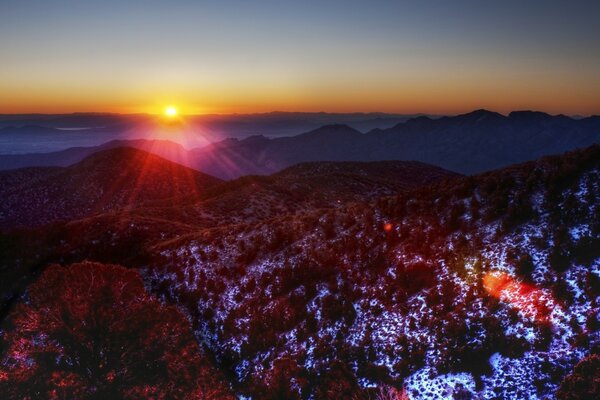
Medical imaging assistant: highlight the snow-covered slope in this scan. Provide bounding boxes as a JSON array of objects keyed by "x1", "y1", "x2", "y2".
[{"x1": 146, "y1": 145, "x2": 599, "y2": 399}]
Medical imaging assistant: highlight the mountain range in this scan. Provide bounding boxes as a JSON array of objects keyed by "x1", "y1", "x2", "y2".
[
  {"x1": 0, "y1": 111, "x2": 421, "y2": 155},
  {"x1": 0, "y1": 148, "x2": 458, "y2": 230},
  {"x1": 1, "y1": 109, "x2": 598, "y2": 179}
]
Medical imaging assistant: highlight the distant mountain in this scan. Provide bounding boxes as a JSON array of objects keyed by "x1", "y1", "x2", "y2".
[
  {"x1": 189, "y1": 125, "x2": 367, "y2": 178},
  {"x1": 0, "y1": 138, "x2": 190, "y2": 170},
  {"x1": 185, "y1": 111, "x2": 421, "y2": 137},
  {"x1": 368, "y1": 109, "x2": 600, "y2": 173},
  {"x1": 3, "y1": 110, "x2": 597, "y2": 179},
  {"x1": 0, "y1": 112, "x2": 421, "y2": 154},
  {"x1": 187, "y1": 110, "x2": 600, "y2": 177},
  {"x1": 0, "y1": 147, "x2": 222, "y2": 229}
]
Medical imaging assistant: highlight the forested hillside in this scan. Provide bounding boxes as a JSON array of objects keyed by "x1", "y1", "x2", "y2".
[
  {"x1": 146, "y1": 145, "x2": 599, "y2": 398},
  {"x1": 0, "y1": 145, "x2": 598, "y2": 399}
]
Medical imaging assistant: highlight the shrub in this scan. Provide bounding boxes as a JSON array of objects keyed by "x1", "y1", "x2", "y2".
[
  {"x1": 556, "y1": 354, "x2": 600, "y2": 400},
  {"x1": 0, "y1": 262, "x2": 232, "y2": 400}
]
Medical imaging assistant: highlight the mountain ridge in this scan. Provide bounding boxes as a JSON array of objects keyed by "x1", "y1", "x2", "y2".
[
  {"x1": 0, "y1": 149, "x2": 459, "y2": 230},
  {"x1": 0, "y1": 147, "x2": 222, "y2": 229},
  {"x1": 1, "y1": 109, "x2": 598, "y2": 180}
]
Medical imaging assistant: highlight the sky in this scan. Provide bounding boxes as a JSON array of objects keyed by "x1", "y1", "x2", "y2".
[{"x1": 1, "y1": 0, "x2": 599, "y2": 115}]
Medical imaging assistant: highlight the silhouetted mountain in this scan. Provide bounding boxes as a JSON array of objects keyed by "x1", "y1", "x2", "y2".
[
  {"x1": 0, "y1": 139, "x2": 190, "y2": 170},
  {"x1": 3, "y1": 110, "x2": 597, "y2": 180},
  {"x1": 0, "y1": 112, "x2": 422, "y2": 155},
  {"x1": 187, "y1": 110, "x2": 599, "y2": 177},
  {"x1": 0, "y1": 147, "x2": 222, "y2": 228},
  {"x1": 189, "y1": 125, "x2": 367, "y2": 178}
]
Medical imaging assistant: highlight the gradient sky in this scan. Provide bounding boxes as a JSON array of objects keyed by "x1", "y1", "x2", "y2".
[{"x1": 1, "y1": 0, "x2": 599, "y2": 115}]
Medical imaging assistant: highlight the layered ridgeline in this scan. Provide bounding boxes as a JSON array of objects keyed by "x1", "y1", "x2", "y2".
[
  {"x1": 0, "y1": 151, "x2": 457, "y2": 321},
  {"x1": 0, "y1": 150, "x2": 458, "y2": 344},
  {"x1": 188, "y1": 110, "x2": 600, "y2": 178},
  {"x1": 1, "y1": 110, "x2": 598, "y2": 179},
  {"x1": 0, "y1": 145, "x2": 598, "y2": 399},
  {"x1": 0, "y1": 150, "x2": 458, "y2": 230},
  {"x1": 147, "y1": 145, "x2": 599, "y2": 399},
  {"x1": 0, "y1": 147, "x2": 222, "y2": 229}
]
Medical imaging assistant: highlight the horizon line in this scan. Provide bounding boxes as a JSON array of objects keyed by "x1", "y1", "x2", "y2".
[{"x1": 0, "y1": 108, "x2": 597, "y2": 118}]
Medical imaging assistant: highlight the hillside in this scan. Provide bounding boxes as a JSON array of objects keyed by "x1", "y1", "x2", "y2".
[
  {"x1": 182, "y1": 160, "x2": 460, "y2": 226},
  {"x1": 145, "y1": 145, "x2": 599, "y2": 399},
  {"x1": 0, "y1": 157, "x2": 458, "y2": 318},
  {"x1": 0, "y1": 138, "x2": 190, "y2": 171},
  {"x1": 0, "y1": 153, "x2": 458, "y2": 232},
  {"x1": 0, "y1": 146, "x2": 597, "y2": 399},
  {"x1": 369, "y1": 110, "x2": 600, "y2": 174},
  {"x1": 0, "y1": 147, "x2": 222, "y2": 229}
]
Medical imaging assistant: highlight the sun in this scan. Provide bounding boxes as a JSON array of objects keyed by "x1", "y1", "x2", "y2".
[{"x1": 164, "y1": 106, "x2": 178, "y2": 117}]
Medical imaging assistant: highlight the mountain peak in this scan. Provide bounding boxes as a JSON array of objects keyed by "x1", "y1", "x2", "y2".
[
  {"x1": 508, "y1": 110, "x2": 552, "y2": 120},
  {"x1": 460, "y1": 109, "x2": 503, "y2": 119},
  {"x1": 0, "y1": 146, "x2": 222, "y2": 229}
]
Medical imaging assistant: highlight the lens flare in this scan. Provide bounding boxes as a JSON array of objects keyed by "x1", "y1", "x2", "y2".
[{"x1": 483, "y1": 271, "x2": 559, "y2": 323}]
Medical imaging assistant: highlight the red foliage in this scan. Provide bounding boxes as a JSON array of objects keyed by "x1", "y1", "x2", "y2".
[
  {"x1": 556, "y1": 354, "x2": 600, "y2": 400},
  {"x1": 0, "y1": 262, "x2": 232, "y2": 400}
]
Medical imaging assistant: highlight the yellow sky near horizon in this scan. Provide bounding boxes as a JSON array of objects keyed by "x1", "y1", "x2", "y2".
[{"x1": 1, "y1": 1, "x2": 599, "y2": 116}]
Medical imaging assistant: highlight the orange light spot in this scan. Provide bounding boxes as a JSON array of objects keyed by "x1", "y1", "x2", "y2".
[
  {"x1": 384, "y1": 223, "x2": 393, "y2": 232},
  {"x1": 483, "y1": 271, "x2": 558, "y2": 323},
  {"x1": 482, "y1": 272, "x2": 512, "y2": 297}
]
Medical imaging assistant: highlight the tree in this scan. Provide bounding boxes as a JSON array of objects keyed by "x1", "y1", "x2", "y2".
[
  {"x1": 556, "y1": 354, "x2": 599, "y2": 400},
  {"x1": 253, "y1": 357, "x2": 308, "y2": 400},
  {"x1": 0, "y1": 262, "x2": 232, "y2": 400},
  {"x1": 313, "y1": 361, "x2": 361, "y2": 400}
]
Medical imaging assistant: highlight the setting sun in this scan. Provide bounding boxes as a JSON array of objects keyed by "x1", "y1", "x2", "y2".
[{"x1": 165, "y1": 106, "x2": 178, "y2": 117}]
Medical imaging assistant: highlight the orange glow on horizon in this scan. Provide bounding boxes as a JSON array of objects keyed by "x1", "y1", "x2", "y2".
[{"x1": 1, "y1": 78, "x2": 599, "y2": 116}]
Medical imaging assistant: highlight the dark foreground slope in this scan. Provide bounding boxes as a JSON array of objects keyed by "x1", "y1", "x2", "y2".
[
  {"x1": 147, "y1": 145, "x2": 599, "y2": 399},
  {"x1": 0, "y1": 261, "x2": 235, "y2": 399},
  {"x1": 0, "y1": 147, "x2": 222, "y2": 229}
]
